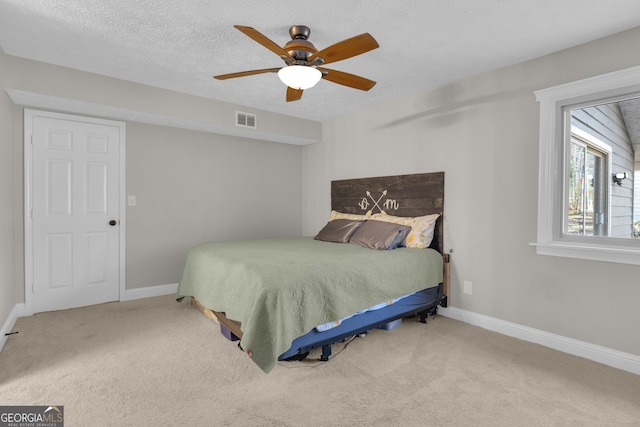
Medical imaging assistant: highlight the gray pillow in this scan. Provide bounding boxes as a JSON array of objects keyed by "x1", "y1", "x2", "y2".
[
  {"x1": 314, "y1": 219, "x2": 365, "y2": 243},
  {"x1": 349, "y1": 220, "x2": 412, "y2": 250}
]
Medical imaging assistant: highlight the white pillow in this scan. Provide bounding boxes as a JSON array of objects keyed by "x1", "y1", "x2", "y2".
[
  {"x1": 371, "y1": 213, "x2": 440, "y2": 249},
  {"x1": 329, "y1": 210, "x2": 371, "y2": 222}
]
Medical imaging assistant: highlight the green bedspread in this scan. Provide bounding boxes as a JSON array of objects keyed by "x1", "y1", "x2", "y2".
[{"x1": 177, "y1": 237, "x2": 443, "y2": 373}]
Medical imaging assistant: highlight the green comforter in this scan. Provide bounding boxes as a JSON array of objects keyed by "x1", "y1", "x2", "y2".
[{"x1": 177, "y1": 237, "x2": 443, "y2": 372}]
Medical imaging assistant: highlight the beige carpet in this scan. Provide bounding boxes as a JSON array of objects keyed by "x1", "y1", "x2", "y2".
[{"x1": 1, "y1": 295, "x2": 639, "y2": 426}]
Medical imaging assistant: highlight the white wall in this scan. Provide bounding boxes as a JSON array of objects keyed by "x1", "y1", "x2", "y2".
[{"x1": 302, "y1": 27, "x2": 640, "y2": 358}]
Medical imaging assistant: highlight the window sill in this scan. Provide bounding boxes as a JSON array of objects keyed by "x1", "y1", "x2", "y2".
[{"x1": 530, "y1": 241, "x2": 640, "y2": 265}]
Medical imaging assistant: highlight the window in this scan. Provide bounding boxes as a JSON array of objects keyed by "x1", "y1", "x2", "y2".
[
  {"x1": 567, "y1": 132, "x2": 609, "y2": 236},
  {"x1": 534, "y1": 65, "x2": 640, "y2": 265}
]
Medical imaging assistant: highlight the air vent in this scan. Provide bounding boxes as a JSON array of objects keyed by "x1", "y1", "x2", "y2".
[{"x1": 236, "y1": 111, "x2": 257, "y2": 129}]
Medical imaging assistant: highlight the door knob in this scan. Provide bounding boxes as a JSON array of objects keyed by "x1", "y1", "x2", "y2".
[{"x1": 109, "y1": 220, "x2": 117, "y2": 226}]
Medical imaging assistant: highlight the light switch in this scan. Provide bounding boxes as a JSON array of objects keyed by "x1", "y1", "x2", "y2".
[{"x1": 127, "y1": 195, "x2": 137, "y2": 207}]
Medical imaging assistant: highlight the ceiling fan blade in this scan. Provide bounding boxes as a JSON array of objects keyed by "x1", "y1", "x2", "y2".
[
  {"x1": 308, "y1": 33, "x2": 379, "y2": 65},
  {"x1": 318, "y1": 68, "x2": 376, "y2": 91},
  {"x1": 286, "y1": 87, "x2": 303, "y2": 102},
  {"x1": 213, "y1": 68, "x2": 280, "y2": 80},
  {"x1": 234, "y1": 25, "x2": 293, "y2": 61}
]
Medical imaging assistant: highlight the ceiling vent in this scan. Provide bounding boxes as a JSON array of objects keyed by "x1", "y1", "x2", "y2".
[{"x1": 236, "y1": 111, "x2": 257, "y2": 129}]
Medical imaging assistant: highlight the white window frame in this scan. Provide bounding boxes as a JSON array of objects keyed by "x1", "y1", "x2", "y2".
[{"x1": 533, "y1": 65, "x2": 640, "y2": 265}]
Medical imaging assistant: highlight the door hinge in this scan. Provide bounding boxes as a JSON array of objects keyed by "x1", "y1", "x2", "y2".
[{"x1": 31, "y1": 283, "x2": 34, "y2": 293}]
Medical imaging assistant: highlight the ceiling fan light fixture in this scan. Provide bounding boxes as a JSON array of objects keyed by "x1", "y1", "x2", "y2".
[
  {"x1": 277, "y1": 65, "x2": 322, "y2": 90},
  {"x1": 214, "y1": 25, "x2": 379, "y2": 101}
]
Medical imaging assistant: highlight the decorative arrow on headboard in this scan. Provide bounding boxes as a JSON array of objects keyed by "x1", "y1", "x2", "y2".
[{"x1": 358, "y1": 190, "x2": 399, "y2": 215}]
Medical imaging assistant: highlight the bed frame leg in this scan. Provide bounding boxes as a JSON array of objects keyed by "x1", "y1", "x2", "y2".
[
  {"x1": 420, "y1": 310, "x2": 428, "y2": 324},
  {"x1": 320, "y1": 344, "x2": 332, "y2": 361}
]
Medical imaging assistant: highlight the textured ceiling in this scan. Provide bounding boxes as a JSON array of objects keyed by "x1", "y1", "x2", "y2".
[{"x1": 1, "y1": 1, "x2": 640, "y2": 122}]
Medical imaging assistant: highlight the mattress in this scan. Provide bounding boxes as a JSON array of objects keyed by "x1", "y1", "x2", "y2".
[
  {"x1": 315, "y1": 291, "x2": 417, "y2": 332},
  {"x1": 279, "y1": 286, "x2": 442, "y2": 360}
]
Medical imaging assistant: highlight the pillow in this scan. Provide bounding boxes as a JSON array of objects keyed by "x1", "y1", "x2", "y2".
[
  {"x1": 371, "y1": 213, "x2": 440, "y2": 249},
  {"x1": 329, "y1": 210, "x2": 371, "y2": 222},
  {"x1": 386, "y1": 226, "x2": 411, "y2": 250},
  {"x1": 314, "y1": 219, "x2": 365, "y2": 243},
  {"x1": 349, "y1": 220, "x2": 412, "y2": 250}
]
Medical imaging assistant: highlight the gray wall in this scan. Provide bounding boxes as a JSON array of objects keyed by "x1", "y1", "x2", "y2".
[
  {"x1": 2, "y1": 55, "x2": 321, "y2": 146},
  {"x1": 302, "y1": 26, "x2": 640, "y2": 358},
  {"x1": 125, "y1": 122, "x2": 302, "y2": 288},
  {"x1": 1, "y1": 48, "x2": 304, "y2": 305},
  {"x1": 0, "y1": 50, "x2": 15, "y2": 330}
]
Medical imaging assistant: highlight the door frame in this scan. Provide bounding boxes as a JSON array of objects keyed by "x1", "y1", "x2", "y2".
[{"x1": 24, "y1": 109, "x2": 126, "y2": 315}]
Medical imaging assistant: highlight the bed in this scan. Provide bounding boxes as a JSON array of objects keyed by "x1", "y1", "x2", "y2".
[{"x1": 177, "y1": 172, "x2": 449, "y2": 373}]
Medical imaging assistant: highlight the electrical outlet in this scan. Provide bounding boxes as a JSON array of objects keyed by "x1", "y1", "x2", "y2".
[
  {"x1": 463, "y1": 280, "x2": 473, "y2": 295},
  {"x1": 127, "y1": 195, "x2": 137, "y2": 207}
]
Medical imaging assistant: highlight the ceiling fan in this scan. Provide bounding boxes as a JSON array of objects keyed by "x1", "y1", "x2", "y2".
[{"x1": 213, "y1": 25, "x2": 379, "y2": 102}]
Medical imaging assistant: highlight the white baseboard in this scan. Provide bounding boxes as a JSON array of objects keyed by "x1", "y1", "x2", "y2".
[
  {"x1": 439, "y1": 306, "x2": 640, "y2": 376},
  {"x1": 0, "y1": 303, "x2": 26, "y2": 353},
  {"x1": 123, "y1": 283, "x2": 178, "y2": 301}
]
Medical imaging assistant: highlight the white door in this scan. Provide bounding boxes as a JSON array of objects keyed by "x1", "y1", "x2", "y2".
[{"x1": 27, "y1": 110, "x2": 124, "y2": 313}]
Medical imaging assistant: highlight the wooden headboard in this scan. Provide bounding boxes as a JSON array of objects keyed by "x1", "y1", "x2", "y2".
[{"x1": 331, "y1": 172, "x2": 445, "y2": 254}]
